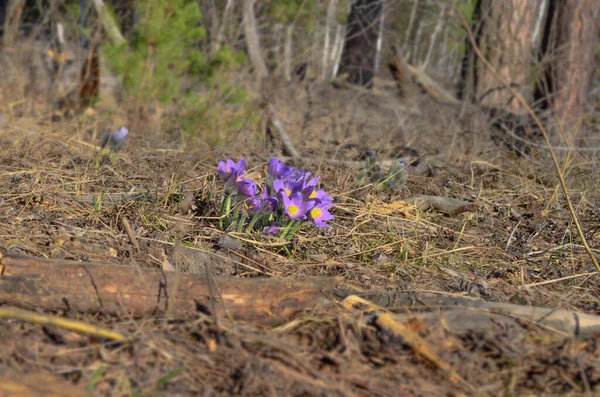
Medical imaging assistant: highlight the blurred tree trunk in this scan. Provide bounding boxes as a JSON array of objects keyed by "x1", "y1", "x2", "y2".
[
  {"x1": 337, "y1": 0, "x2": 384, "y2": 87},
  {"x1": 242, "y1": 0, "x2": 268, "y2": 79},
  {"x1": 2, "y1": 0, "x2": 25, "y2": 47},
  {"x1": 533, "y1": 0, "x2": 600, "y2": 141},
  {"x1": 215, "y1": 0, "x2": 234, "y2": 52},
  {"x1": 457, "y1": 0, "x2": 543, "y2": 114},
  {"x1": 283, "y1": 24, "x2": 293, "y2": 81}
]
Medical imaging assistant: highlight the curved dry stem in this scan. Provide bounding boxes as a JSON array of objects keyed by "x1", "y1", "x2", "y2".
[{"x1": 0, "y1": 306, "x2": 129, "y2": 342}]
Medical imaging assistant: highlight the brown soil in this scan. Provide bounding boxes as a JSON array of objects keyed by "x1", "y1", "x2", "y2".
[{"x1": 1, "y1": 79, "x2": 600, "y2": 396}]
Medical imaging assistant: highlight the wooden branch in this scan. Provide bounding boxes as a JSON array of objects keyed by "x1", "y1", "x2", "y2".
[
  {"x1": 0, "y1": 253, "x2": 338, "y2": 324},
  {"x1": 390, "y1": 46, "x2": 461, "y2": 106},
  {"x1": 332, "y1": 290, "x2": 600, "y2": 339},
  {"x1": 341, "y1": 295, "x2": 474, "y2": 392},
  {"x1": 404, "y1": 195, "x2": 476, "y2": 215},
  {"x1": 268, "y1": 104, "x2": 300, "y2": 158}
]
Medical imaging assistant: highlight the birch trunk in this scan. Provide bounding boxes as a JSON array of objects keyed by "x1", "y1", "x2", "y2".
[
  {"x1": 422, "y1": 4, "x2": 445, "y2": 70},
  {"x1": 374, "y1": 2, "x2": 385, "y2": 73},
  {"x1": 331, "y1": 24, "x2": 343, "y2": 77},
  {"x1": 215, "y1": 0, "x2": 234, "y2": 52},
  {"x1": 283, "y1": 24, "x2": 293, "y2": 81},
  {"x1": 242, "y1": 0, "x2": 268, "y2": 79},
  {"x1": 321, "y1": 0, "x2": 337, "y2": 79},
  {"x1": 402, "y1": 0, "x2": 419, "y2": 53}
]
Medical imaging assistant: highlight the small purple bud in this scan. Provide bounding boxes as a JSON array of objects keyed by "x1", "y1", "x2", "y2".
[
  {"x1": 247, "y1": 197, "x2": 262, "y2": 212},
  {"x1": 237, "y1": 179, "x2": 257, "y2": 197},
  {"x1": 100, "y1": 127, "x2": 129, "y2": 152},
  {"x1": 263, "y1": 225, "x2": 281, "y2": 235}
]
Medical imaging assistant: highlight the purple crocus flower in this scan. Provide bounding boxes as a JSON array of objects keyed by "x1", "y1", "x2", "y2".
[
  {"x1": 281, "y1": 193, "x2": 315, "y2": 221},
  {"x1": 310, "y1": 202, "x2": 335, "y2": 228},
  {"x1": 273, "y1": 179, "x2": 292, "y2": 197},
  {"x1": 247, "y1": 197, "x2": 262, "y2": 212},
  {"x1": 267, "y1": 158, "x2": 294, "y2": 179},
  {"x1": 237, "y1": 179, "x2": 257, "y2": 197},
  {"x1": 309, "y1": 189, "x2": 333, "y2": 205},
  {"x1": 100, "y1": 126, "x2": 129, "y2": 152},
  {"x1": 261, "y1": 190, "x2": 279, "y2": 212},
  {"x1": 218, "y1": 158, "x2": 246, "y2": 181}
]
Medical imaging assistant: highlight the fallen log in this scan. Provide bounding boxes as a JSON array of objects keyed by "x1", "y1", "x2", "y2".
[{"x1": 0, "y1": 253, "x2": 337, "y2": 324}]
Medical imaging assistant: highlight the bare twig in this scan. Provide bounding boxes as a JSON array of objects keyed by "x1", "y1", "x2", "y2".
[
  {"x1": 0, "y1": 306, "x2": 128, "y2": 342},
  {"x1": 268, "y1": 104, "x2": 300, "y2": 158},
  {"x1": 121, "y1": 216, "x2": 140, "y2": 251}
]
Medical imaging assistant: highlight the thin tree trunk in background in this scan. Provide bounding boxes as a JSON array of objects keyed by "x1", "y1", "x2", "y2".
[
  {"x1": 410, "y1": 0, "x2": 426, "y2": 65},
  {"x1": 532, "y1": 0, "x2": 548, "y2": 47},
  {"x1": 402, "y1": 0, "x2": 419, "y2": 54},
  {"x1": 332, "y1": 24, "x2": 344, "y2": 76},
  {"x1": 422, "y1": 3, "x2": 445, "y2": 70},
  {"x1": 2, "y1": 0, "x2": 25, "y2": 47},
  {"x1": 457, "y1": 0, "x2": 541, "y2": 113},
  {"x1": 215, "y1": 0, "x2": 234, "y2": 52},
  {"x1": 322, "y1": 0, "x2": 337, "y2": 79},
  {"x1": 436, "y1": 14, "x2": 450, "y2": 76},
  {"x1": 283, "y1": 24, "x2": 293, "y2": 81},
  {"x1": 337, "y1": 0, "x2": 384, "y2": 87},
  {"x1": 374, "y1": 2, "x2": 384, "y2": 73},
  {"x1": 242, "y1": 0, "x2": 268, "y2": 79},
  {"x1": 272, "y1": 22, "x2": 282, "y2": 62},
  {"x1": 533, "y1": 0, "x2": 600, "y2": 142},
  {"x1": 208, "y1": 0, "x2": 219, "y2": 54},
  {"x1": 307, "y1": 0, "x2": 323, "y2": 80}
]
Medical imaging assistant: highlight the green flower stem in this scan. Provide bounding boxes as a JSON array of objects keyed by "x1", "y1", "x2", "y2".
[
  {"x1": 279, "y1": 220, "x2": 295, "y2": 240},
  {"x1": 219, "y1": 195, "x2": 232, "y2": 230},
  {"x1": 237, "y1": 215, "x2": 247, "y2": 233},
  {"x1": 231, "y1": 204, "x2": 240, "y2": 229},
  {"x1": 246, "y1": 213, "x2": 262, "y2": 232},
  {"x1": 286, "y1": 220, "x2": 303, "y2": 240}
]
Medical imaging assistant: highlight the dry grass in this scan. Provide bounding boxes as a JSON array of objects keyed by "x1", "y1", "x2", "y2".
[{"x1": 1, "y1": 80, "x2": 600, "y2": 395}]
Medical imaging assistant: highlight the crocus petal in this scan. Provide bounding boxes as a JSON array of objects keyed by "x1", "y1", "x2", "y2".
[
  {"x1": 313, "y1": 190, "x2": 333, "y2": 204},
  {"x1": 311, "y1": 205, "x2": 334, "y2": 228}
]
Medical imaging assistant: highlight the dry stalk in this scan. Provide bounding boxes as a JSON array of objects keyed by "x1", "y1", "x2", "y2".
[
  {"x1": 455, "y1": 8, "x2": 600, "y2": 274},
  {"x1": 0, "y1": 306, "x2": 128, "y2": 342}
]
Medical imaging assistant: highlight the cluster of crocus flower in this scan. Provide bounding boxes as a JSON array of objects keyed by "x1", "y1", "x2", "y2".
[{"x1": 217, "y1": 157, "x2": 334, "y2": 239}]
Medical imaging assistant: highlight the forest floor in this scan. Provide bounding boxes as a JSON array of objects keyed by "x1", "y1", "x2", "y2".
[{"x1": 1, "y1": 77, "x2": 600, "y2": 396}]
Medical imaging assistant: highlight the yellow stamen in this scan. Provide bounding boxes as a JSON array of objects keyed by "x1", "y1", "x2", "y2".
[
  {"x1": 309, "y1": 190, "x2": 316, "y2": 199},
  {"x1": 288, "y1": 204, "x2": 299, "y2": 216},
  {"x1": 284, "y1": 188, "x2": 291, "y2": 196},
  {"x1": 311, "y1": 207, "x2": 322, "y2": 219}
]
